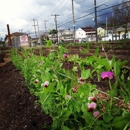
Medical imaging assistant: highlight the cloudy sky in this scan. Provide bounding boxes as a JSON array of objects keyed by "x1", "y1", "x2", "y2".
[{"x1": 0, "y1": 0, "x2": 124, "y2": 39}]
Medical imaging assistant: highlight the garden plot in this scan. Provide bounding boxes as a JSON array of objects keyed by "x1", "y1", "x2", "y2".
[{"x1": 0, "y1": 43, "x2": 130, "y2": 130}]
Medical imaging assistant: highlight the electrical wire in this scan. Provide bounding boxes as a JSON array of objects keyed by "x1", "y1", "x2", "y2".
[
  {"x1": 58, "y1": 4, "x2": 130, "y2": 28},
  {"x1": 57, "y1": 2, "x2": 130, "y2": 28}
]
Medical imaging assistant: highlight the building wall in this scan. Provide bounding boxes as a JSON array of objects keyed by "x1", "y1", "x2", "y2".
[{"x1": 75, "y1": 28, "x2": 87, "y2": 39}]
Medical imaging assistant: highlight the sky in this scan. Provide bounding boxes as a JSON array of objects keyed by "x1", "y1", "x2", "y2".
[{"x1": 0, "y1": 0, "x2": 124, "y2": 39}]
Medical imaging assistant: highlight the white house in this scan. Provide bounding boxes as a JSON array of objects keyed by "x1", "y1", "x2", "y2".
[
  {"x1": 75, "y1": 26, "x2": 96, "y2": 42},
  {"x1": 58, "y1": 29, "x2": 74, "y2": 42}
]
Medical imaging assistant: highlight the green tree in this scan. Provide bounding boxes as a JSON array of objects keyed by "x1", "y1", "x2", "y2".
[{"x1": 49, "y1": 29, "x2": 58, "y2": 34}]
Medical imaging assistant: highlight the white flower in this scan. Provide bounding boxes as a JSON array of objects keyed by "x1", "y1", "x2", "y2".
[
  {"x1": 65, "y1": 95, "x2": 71, "y2": 100},
  {"x1": 41, "y1": 81, "x2": 49, "y2": 88},
  {"x1": 34, "y1": 79, "x2": 39, "y2": 84}
]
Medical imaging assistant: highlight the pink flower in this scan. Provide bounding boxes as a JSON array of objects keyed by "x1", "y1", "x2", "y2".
[
  {"x1": 93, "y1": 111, "x2": 103, "y2": 120},
  {"x1": 63, "y1": 54, "x2": 68, "y2": 58},
  {"x1": 34, "y1": 79, "x2": 39, "y2": 84},
  {"x1": 41, "y1": 81, "x2": 49, "y2": 88},
  {"x1": 93, "y1": 111, "x2": 100, "y2": 117},
  {"x1": 87, "y1": 102, "x2": 97, "y2": 112},
  {"x1": 65, "y1": 95, "x2": 71, "y2": 100},
  {"x1": 101, "y1": 71, "x2": 114, "y2": 80},
  {"x1": 78, "y1": 77, "x2": 84, "y2": 82},
  {"x1": 88, "y1": 96, "x2": 97, "y2": 103}
]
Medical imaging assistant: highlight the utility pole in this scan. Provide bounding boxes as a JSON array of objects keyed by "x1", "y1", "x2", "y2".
[
  {"x1": 43, "y1": 20, "x2": 48, "y2": 35},
  {"x1": 37, "y1": 20, "x2": 41, "y2": 45},
  {"x1": 106, "y1": 17, "x2": 107, "y2": 41},
  {"x1": 112, "y1": 12, "x2": 114, "y2": 41},
  {"x1": 7, "y1": 24, "x2": 12, "y2": 47},
  {"x1": 94, "y1": 0, "x2": 98, "y2": 43},
  {"x1": 19, "y1": 29, "x2": 23, "y2": 32},
  {"x1": 44, "y1": 20, "x2": 47, "y2": 36},
  {"x1": 51, "y1": 14, "x2": 60, "y2": 44},
  {"x1": 43, "y1": 20, "x2": 48, "y2": 40},
  {"x1": 71, "y1": 0, "x2": 76, "y2": 43},
  {"x1": 32, "y1": 18, "x2": 37, "y2": 38}
]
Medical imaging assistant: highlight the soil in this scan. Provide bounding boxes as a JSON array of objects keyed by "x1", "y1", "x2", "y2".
[{"x1": 0, "y1": 43, "x2": 130, "y2": 130}]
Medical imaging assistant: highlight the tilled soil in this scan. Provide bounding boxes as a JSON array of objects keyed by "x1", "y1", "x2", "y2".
[{"x1": 0, "y1": 62, "x2": 52, "y2": 130}]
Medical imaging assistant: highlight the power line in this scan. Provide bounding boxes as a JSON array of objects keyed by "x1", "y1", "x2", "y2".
[
  {"x1": 51, "y1": 0, "x2": 69, "y2": 15},
  {"x1": 58, "y1": 2, "x2": 130, "y2": 28},
  {"x1": 38, "y1": 0, "x2": 59, "y2": 18},
  {"x1": 59, "y1": 0, "x2": 111, "y2": 22},
  {"x1": 41, "y1": 0, "x2": 64, "y2": 19}
]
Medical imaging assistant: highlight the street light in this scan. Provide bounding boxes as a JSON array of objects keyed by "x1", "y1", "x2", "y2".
[{"x1": 94, "y1": 0, "x2": 110, "y2": 43}]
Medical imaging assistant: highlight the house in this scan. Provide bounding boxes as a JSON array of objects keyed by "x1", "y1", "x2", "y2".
[
  {"x1": 114, "y1": 23, "x2": 130, "y2": 40},
  {"x1": 97, "y1": 27, "x2": 106, "y2": 37},
  {"x1": 101, "y1": 27, "x2": 114, "y2": 41},
  {"x1": 5, "y1": 32, "x2": 30, "y2": 48},
  {"x1": 75, "y1": 26, "x2": 96, "y2": 42},
  {"x1": 97, "y1": 27, "x2": 106, "y2": 41},
  {"x1": 58, "y1": 29, "x2": 74, "y2": 42},
  {"x1": 104, "y1": 23, "x2": 130, "y2": 41}
]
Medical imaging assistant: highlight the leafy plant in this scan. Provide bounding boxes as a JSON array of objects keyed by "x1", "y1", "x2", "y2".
[{"x1": 10, "y1": 44, "x2": 130, "y2": 130}]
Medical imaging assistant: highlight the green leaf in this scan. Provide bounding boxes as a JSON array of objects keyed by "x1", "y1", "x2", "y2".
[
  {"x1": 81, "y1": 104, "x2": 87, "y2": 112},
  {"x1": 63, "y1": 126, "x2": 71, "y2": 130},
  {"x1": 112, "y1": 116, "x2": 129, "y2": 130},
  {"x1": 114, "y1": 62, "x2": 120, "y2": 77},
  {"x1": 93, "y1": 125, "x2": 102, "y2": 130},
  {"x1": 59, "y1": 109, "x2": 71, "y2": 122},
  {"x1": 81, "y1": 69, "x2": 90, "y2": 79},
  {"x1": 72, "y1": 66, "x2": 78, "y2": 72},
  {"x1": 86, "y1": 42, "x2": 90, "y2": 51},
  {"x1": 60, "y1": 85, "x2": 66, "y2": 95},
  {"x1": 94, "y1": 46, "x2": 99, "y2": 57},
  {"x1": 43, "y1": 82, "x2": 55, "y2": 93},
  {"x1": 82, "y1": 112, "x2": 94, "y2": 124},
  {"x1": 103, "y1": 113, "x2": 114, "y2": 123},
  {"x1": 80, "y1": 92, "x2": 84, "y2": 98}
]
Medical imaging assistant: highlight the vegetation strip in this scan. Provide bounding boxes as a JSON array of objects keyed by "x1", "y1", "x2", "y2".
[{"x1": 10, "y1": 43, "x2": 130, "y2": 130}]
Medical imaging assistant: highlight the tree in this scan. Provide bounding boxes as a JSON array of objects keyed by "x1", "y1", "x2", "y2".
[
  {"x1": 49, "y1": 29, "x2": 58, "y2": 34},
  {"x1": 112, "y1": 0, "x2": 130, "y2": 38}
]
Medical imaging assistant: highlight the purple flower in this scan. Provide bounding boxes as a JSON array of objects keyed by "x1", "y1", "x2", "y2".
[
  {"x1": 63, "y1": 54, "x2": 68, "y2": 58},
  {"x1": 87, "y1": 102, "x2": 97, "y2": 112},
  {"x1": 88, "y1": 96, "x2": 97, "y2": 103},
  {"x1": 101, "y1": 71, "x2": 114, "y2": 80},
  {"x1": 93, "y1": 111, "x2": 100, "y2": 117},
  {"x1": 93, "y1": 111, "x2": 103, "y2": 120},
  {"x1": 78, "y1": 77, "x2": 85, "y2": 82}
]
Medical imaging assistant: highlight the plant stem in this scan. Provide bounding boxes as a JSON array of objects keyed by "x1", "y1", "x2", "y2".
[
  {"x1": 123, "y1": 121, "x2": 130, "y2": 130},
  {"x1": 109, "y1": 79, "x2": 113, "y2": 111}
]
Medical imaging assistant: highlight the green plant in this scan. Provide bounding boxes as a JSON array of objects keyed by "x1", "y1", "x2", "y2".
[{"x1": 10, "y1": 44, "x2": 130, "y2": 130}]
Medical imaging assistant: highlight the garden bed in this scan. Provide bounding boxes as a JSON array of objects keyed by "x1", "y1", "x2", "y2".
[{"x1": 0, "y1": 43, "x2": 130, "y2": 130}]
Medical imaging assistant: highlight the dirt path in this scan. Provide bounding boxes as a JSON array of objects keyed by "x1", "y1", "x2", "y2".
[{"x1": 0, "y1": 62, "x2": 52, "y2": 130}]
